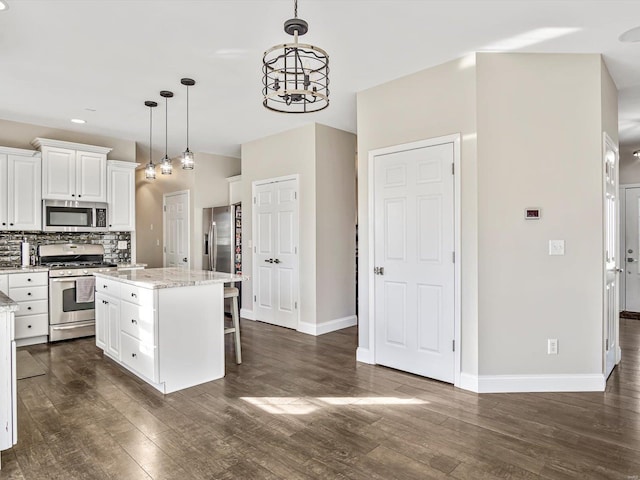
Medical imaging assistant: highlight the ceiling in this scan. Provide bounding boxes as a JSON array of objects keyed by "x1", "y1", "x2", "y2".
[{"x1": 3, "y1": 0, "x2": 640, "y2": 159}]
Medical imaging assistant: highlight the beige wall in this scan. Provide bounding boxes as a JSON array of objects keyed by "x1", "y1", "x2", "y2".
[
  {"x1": 315, "y1": 124, "x2": 357, "y2": 323},
  {"x1": 0, "y1": 118, "x2": 136, "y2": 161},
  {"x1": 135, "y1": 149, "x2": 239, "y2": 268},
  {"x1": 356, "y1": 56, "x2": 479, "y2": 374},
  {"x1": 241, "y1": 124, "x2": 317, "y2": 322},
  {"x1": 476, "y1": 53, "x2": 609, "y2": 375}
]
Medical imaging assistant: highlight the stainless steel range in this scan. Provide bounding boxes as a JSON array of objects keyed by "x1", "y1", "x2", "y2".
[{"x1": 39, "y1": 244, "x2": 117, "y2": 341}]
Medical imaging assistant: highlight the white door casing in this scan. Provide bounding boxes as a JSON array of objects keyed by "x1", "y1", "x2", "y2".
[
  {"x1": 623, "y1": 186, "x2": 640, "y2": 312},
  {"x1": 366, "y1": 134, "x2": 461, "y2": 386},
  {"x1": 252, "y1": 176, "x2": 299, "y2": 330},
  {"x1": 603, "y1": 133, "x2": 619, "y2": 378},
  {"x1": 163, "y1": 191, "x2": 190, "y2": 269}
]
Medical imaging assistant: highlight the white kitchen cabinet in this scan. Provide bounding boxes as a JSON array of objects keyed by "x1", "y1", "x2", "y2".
[
  {"x1": 107, "y1": 160, "x2": 138, "y2": 231},
  {"x1": 32, "y1": 138, "x2": 112, "y2": 202},
  {"x1": 0, "y1": 148, "x2": 42, "y2": 231},
  {"x1": 0, "y1": 275, "x2": 7, "y2": 295},
  {"x1": 96, "y1": 280, "x2": 121, "y2": 359},
  {"x1": 9, "y1": 272, "x2": 49, "y2": 346},
  {"x1": 227, "y1": 174, "x2": 242, "y2": 205},
  {"x1": 0, "y1": 305, "x2": 18, "y2": 468}
]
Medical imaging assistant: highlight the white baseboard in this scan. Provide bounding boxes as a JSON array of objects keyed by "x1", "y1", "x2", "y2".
[
  {"x1": 297, "y1": 315, "x2": 357, "y2": 336},
  {"x1": 458, "y1": 372, "x2": 479, "y2": 392},
  {"x1": 457, "y1": 373, "x2": 606, "y2": 393},
  {"x1": 356, "y1": 347, "x2": 374, "y2": 364},
  {"x1": 240, "y1": 308, "x2": 255, "y2": 321}
]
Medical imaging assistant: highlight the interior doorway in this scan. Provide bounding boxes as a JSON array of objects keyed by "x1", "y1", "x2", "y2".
[{"x1": 163, "y1": 190, "x2": 190, "y2": 269}]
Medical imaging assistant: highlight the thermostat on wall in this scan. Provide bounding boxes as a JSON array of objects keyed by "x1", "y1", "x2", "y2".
[{"x1": 525, "y1": 208, "x2": 541, "y2": 220}]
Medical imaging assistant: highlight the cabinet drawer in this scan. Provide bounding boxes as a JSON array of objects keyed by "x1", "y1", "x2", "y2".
[
  {"x1": 120, "y1": 332, "x2": 156, "y2": 382},
  {"x1": 120, "y1": 283, "x2": 154, "y2": 307},
  {"x1": 15, "y1": 300, "x2": 48, "y2": 317},
  {"x1": 9, "y1": 272, "x2": 47, "y2": 288},
  {"x1": 8, "y1": 286, "x2": 48, "y2": 302},
  {"x1": 15, "y1": 314, "x2": 48, "y2": 339},
  {"x1": 120, "y1": 300, "x2": 155, "y2": 345},
  {"x1": 95, "y1": 277, "x2": 120, "y2": 297}
]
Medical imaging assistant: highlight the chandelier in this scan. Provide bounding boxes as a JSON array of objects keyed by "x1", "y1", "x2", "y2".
[{"x1": 262, "y1": 0, "x2": 329, "y2": 113}]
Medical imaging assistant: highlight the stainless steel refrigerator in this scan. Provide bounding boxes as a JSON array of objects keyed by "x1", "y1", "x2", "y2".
[{"x1": 203, "y1": 204, "x2": 242, "y2": 306}]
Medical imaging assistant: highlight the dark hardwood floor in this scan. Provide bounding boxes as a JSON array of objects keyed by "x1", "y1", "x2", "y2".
[{"x1": 1, "y1": 318, "x2": 640, "y2": 479}]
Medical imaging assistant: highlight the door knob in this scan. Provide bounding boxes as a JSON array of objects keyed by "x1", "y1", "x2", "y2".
[
  {"x1": 628, "y1": 258, "x2": 635, "y2": 263},
  {"x1": 616, "y1": 268, "x2": 624, "y2": 273},
  {"x1": 374, "y1": 266, "x2": 385, "y2": 275},
  {"x1": 265, "y1": 258, "x2": 274, "y2": 263},
  {"x1": 183, "y1": 257, "x2": 188, "y2": 262},
  {"x1": 273, "y1": 259, "x2": 281, "y2": 264}
]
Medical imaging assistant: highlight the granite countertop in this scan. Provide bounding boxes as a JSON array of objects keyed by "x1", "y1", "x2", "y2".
[
  {"x1": 0, "y1": 266, "x2": 49, "y2": 274},
  {"x1": 116, "y1": 263, "x2": 147, "y2": 269},
  {"x1": 0, "y1": 291, "x2": 19, "y2": 312},
  {"x1": 94, "y1": 267, "x2": 245, "y2": 289}
]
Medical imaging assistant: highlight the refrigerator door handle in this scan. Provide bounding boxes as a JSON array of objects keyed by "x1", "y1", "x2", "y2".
[
  {"x1": 212, "y1": 222, "x2": 218, "y2": 271},
  {"x1": 209, "y1": 221, "x2": 215, "y2": 271}
]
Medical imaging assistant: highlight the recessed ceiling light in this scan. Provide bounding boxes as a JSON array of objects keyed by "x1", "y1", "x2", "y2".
[
  {"x1": 0, "y1": 1, "x2": 8, "y2": 11},
  {"x1": 620, "y1": 26, "x2": 640, "y2": 43},
  {"x1": 71, "y1": 118, "x2": 86, "y2": 124}
]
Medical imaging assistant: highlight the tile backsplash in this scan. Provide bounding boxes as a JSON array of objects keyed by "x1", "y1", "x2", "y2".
[{"x1": 0, "y1": 232, "x2": 132, "y2": 266}]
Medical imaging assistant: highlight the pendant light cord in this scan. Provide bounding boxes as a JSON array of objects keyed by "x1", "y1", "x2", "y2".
[
  {"x1": 185, "y1": 85, "x2": 190, "y2": 150},
  {"x1": 294, "y1": 0, "x2": 297, "y2": 17},
  {"x1": 149, "y1": 106, "x2": 153, "y2": 164},
  {"x1": 165, "y1": 96, "x2": 168, "y2": 157}
]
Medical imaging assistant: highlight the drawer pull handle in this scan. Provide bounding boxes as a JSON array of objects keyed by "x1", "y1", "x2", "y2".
[
  {"x1": 131, "y1": 319, "x2": 137, "y2": 324},
  {"x1": 27, "y1": 306, "x2": 32, "y2": 311},
  {"x1": 131, "y1": 353, "x2": 137, "y2": 358},
  {"x1": 27, "y1": 292, "x2": 32, "y2": 296},
  {"x1": 27, "y1": 325, "x2": 32, "y2": 329},
  {"x1": 27, "y1": 278, "x2": 32, "y2": 282},
  {"x1": 131, "y1": 293, "x2": 137, "y2": 298}
]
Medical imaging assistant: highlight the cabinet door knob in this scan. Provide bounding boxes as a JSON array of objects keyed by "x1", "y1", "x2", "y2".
[
  {"x1": 27, "y1": 306, "x2": 32, "y2": 310},
  {"x1": 71, "y1": 194, "x2": 76, "y2": 197},
  {"x1": 27, "y1": 325, "x2": 32, "y2": 329},
  {"x1": 10, "y1": 223, "x2": 14, "y2": 226},
  {"x1": 131, "y1": 293, "x2": 137, "y2": 298},
  {"x1": 103, "y1": 285, "x2": 107, "y2": 289},
  {"x1": 1, "y1": 223, "x2": 5, "y2": 226},
  {"x1": 27, "y1": 292, "x2": 32, "y2": 296},
  {"x1": 78, "y1": 195, "x2": 82, "y2": 198},
  {"x1": 27, "y1": 278, "x2": 32, "y2": 282},
  {"x1": 131, "y1": 319, "x2": 137, "y2": 324},
  {"x1": 131, "y1": 353, "x2": 137, "y2": 358}
]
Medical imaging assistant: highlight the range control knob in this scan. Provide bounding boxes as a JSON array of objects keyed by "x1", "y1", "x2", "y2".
[
  {"x1": 83, "y1": 269, "x2": 88, "y2": 274},
  {"x1": 66, "y1": 270, "x2": 72, "y2": 276}
]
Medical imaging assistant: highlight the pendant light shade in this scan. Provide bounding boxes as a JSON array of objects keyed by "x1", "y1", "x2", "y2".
[
  {"x1": 160, "y1": 90, "x2": 174, "y2": 175},
  {"x1": 262, "y1": 0, "x2": 329, "y2": 113},
  {"x1": 181, "y1": 78, "x2": 196, "y2": 170},
  {"x1": 144, "y1": 100, "x2": 158, "y2": 180}
]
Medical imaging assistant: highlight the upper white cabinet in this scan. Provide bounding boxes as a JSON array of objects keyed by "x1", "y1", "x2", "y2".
[
  {"x1": 0, "y1": 147, "x2": 42, "y2": 231},
  {"x1": 32, "y1": 138, "x2": 111, "y2": 202},
  {"x1": 107, "y1": 160, "x2": 138, "y2": 231},
  {"x1": 227, "y1": 174, "x2": 242, "y2": 205}
]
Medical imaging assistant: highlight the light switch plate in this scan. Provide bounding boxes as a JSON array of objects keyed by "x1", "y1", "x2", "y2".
[
  {"x1": 549, "y1": 240, "x2": 565, "y2": 256},
  {"x1": 117, "y1": 240, "x2": 127, "y2": 250}
]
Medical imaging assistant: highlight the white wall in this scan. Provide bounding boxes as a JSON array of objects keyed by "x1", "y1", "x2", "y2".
[
  {"x1": 315, "y1": 124, "x2": 357, "y2": 324},
  {"x1": 241, "y1": 124, "x2": 318, "y2": 322},
  {"x1": 476, "y1": 53, "x2": 612, "y2": 375},
  {"x1": 356, "y1": 56, "x2": 479, "y2": 374}
]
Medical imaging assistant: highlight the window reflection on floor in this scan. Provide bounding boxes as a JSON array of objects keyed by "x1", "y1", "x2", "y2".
[{"x1": 241, "y1": 396, "x2": 427, "y2": 415}]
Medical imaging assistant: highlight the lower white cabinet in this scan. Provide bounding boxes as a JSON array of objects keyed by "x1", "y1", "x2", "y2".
[
  {"x1": 0, "y1": 275, "x2": 7, "y2": 296},
  {"x1": 0, "y1": 307, "x2": 17, "y2": 467},
  {"x1": 9, "y1": 272, "x2": 48, "y2": 346},
  {"x1": 94, "y1": 278, "x2": 224, "y2": 394}
]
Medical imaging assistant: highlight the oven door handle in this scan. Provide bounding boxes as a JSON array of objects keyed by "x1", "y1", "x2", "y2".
[{"x1": 50, "y1": 277, "x2": 92, "y2": 282}]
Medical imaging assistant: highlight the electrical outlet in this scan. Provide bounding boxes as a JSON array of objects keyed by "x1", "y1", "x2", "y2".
[
  {"x1": 156, "y1": 239, "x2": 160, "y2": 246},
  {"x1": 547, "y1": 338, "x2": 558, "y2": 355},
  {"x1": 549, "y1": 240, "x2": 565, "y2": 256},
  {"x1": 117, "y1": 241, "x2": 127, "y2": 250}
]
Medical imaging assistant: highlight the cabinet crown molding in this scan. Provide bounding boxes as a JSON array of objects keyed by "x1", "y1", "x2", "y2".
[
  {"x1": 107, "y1": 160, "x2": 140, "y2": 169},
  {"x1": 31, "y1": 138, "x2": 112, "y2": 155},
  {"x1": 0, "y1": 146, "x2": 41, "y2": 157}
]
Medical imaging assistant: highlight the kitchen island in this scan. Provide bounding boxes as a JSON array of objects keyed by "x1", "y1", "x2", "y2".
[
  {"x1": 0, "y1": 291, "x2": 18, "y2": 469},
  {"x1": 93, "y1": 268, "x2": 243, "y2": 394}
]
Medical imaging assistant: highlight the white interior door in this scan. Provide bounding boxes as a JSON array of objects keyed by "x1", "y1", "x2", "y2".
[
  {"x1": 604, "y1": 136, "x2": 619, "y2": 378},
  {"x1": 164, "y1": 191, "x2": 190, "y2": 269},
  {"x1": 373, "y1": 142, "x2": 455, "y2": 383},
  {"x1": 624, "y1": 187, "x2": 640, "y2": 311},
  {"x1": 253, "y1": 178, "x2": 299, "y2": 329}
]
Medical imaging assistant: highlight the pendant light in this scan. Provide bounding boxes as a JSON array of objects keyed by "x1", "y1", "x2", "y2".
[
  {"x1": 262, "y1": 0, "x2": 329, "y2": 113},
  {"x1": 160, "y1": 90, "x2": 174, "y2": 175},
  {"x1": 180, "y1": 78, "x2": 196, "y2": 170},
  {"x1": 144, "y1": 100, "x2": 158, "y2": 180}
]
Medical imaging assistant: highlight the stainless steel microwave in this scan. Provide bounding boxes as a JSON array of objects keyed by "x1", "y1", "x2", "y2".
[{"x1": 42, "y1": 200, "x2": 108, "y2": 232}]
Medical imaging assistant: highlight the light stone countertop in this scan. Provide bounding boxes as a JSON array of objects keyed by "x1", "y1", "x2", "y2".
[
  {"x1": 116, "y1": 263, "x2": 147, "y2": 269},
  {"x1": 94, "y1": 267, "x2": 245, "y2": 289},
  {"x1": 0, "y1": 291, "x2": 19, "y2": 312},
  {"x1": 0, "y1": 266, "x2": 49, "y2": 274}
]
